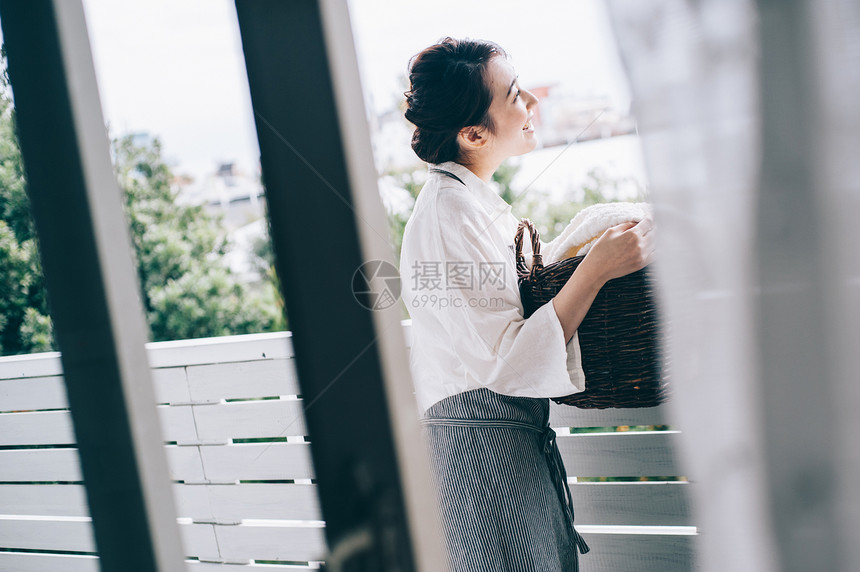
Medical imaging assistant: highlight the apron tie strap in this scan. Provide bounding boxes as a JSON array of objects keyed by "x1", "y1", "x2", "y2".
[{"x1": 542, "y1": 426, "x2": 591, "y2": 559}]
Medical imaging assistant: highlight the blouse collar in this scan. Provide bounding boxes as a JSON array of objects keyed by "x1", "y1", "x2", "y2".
[{"x1": 431, "y1": 161, "x2": 513, "y2": 220}]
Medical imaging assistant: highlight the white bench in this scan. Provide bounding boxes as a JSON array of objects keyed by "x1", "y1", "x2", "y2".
[{"x1": 0, "y1": 325, "x2": 695, "y2": 571}]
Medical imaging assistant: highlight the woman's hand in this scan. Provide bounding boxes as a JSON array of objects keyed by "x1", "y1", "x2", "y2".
[
  {"x1": 551, "y1": 218, "x2": 655, "y2": 344},
  {"x1": 581, "y1": 218, "x2": 655, "y2": 284}
]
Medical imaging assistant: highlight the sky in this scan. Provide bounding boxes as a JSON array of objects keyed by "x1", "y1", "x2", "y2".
[{"x1": 78, "y1": 0, "x2": 632, "y2": 182}]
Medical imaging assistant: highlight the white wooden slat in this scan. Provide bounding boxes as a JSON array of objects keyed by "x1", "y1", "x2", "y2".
[
  {"x1": 558, "y1": 432, "x2": 681, "y2": 478},
  {"x1": 174, "y1": 484, "x2": 210, "y2": 520},
  {"x1": 0, "y1": 484, "x2": 89, "y2": 516},
  {"x1": 0, "y1": 445, "x2": 204, "y2": 483},
  {"x1": 0, "y1": 360, "x2": 285, "y2": 410},
  {"x1": 208, "y1": 483, "x2": 320, "y2": 522},
  {"x1": 146, "y1": 332, "x2": 294, "y2": 368},
  {"x1": 0, "y1": 482, "x2": 313, "y2": 526},
  {"x1": 199, "y1": 443, "x2": 314, "y2": 481},
  {"x1": 579, "y1": 533, "x2": 697, "y2": 572},
  {"x1": 0, "y1": 332, "x2": 297, "y2": 375},
  {"x1": 0, "y1": 484, "x2": 243, "y2": 529},
  {"x1": 0, "y1": 410, "x2": 75, "y2": 446},
  {"x1": 0, "y1": 352, "x2": 63, "y2": 380},
  {"x1": 0, "y1": 448, "x2": 82, "y2": 482},
  {"x1": 0, "y1": 518, "x2": 96, "y2": 552},
  {"x1": 152, "y1": 366, "x2": 191, "y2": 404},
  {"x1": 174, "y1": 483, "x2": 322, "y2": 522},
  {"x1": 166, "y1": 445, "x2": 207, "y2": 482},
  {"x1": 188, "y1": 562, "x2": 318, "y2": 571},
  {"x1": 186, "y1": 359, "x2": 300, "y2": 402},
  {"x1": 571, "y1": 482, "x2": 692, "y2": 526},
  {"x1": 192, "y1": 400, "x2": 307, "y2": 440},
  {"x1": 182, "y1": 523, "x2": 221, "y2": 561},
  {"x1": 161, "y1": 405, "x2": 199, "y2": 442},
  {"x1": 0, "y1": 552, "x2": 99, "y2": 572},
  {"x1": 0, "y1": 552, "x2": 318, "y2": 572},
  {"x1": 0, "y1": 368, "x2": 189, "y2": 411},
  {"x1": 0, "y1": 405, "x2": 198, "y2": 446},
  {"x1": 549, "y1": 404, "x2": 670, "y2": 428},
  {"x1": 213, "y1": 524, "x2": 327, "y2": 562},
  {"x1": 0, "y1": 328, "x2": 396, "y2": 375},
  {"x1": 0, "y1": 375, "x2": 67, "y2": 412},
  {"x1": 0, "y1": 519, "x2": 220, "y2": 560}
]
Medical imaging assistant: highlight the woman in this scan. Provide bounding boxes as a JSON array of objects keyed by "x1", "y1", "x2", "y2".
[{"x1": 400, "y1": 37, "x2": 653, "y2": 571}]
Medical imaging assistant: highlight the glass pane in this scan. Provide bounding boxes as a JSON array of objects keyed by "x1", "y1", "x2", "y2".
[{"x1": 85, "y1": 0, "x2": 286, "y2": 344}]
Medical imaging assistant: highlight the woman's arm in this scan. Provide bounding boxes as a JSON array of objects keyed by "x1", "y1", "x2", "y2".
[{"x1": 551, "y1": 218, "x2": 655, "y2": 344}]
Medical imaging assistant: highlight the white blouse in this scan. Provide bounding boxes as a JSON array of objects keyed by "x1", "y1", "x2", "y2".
[{"x1": 400, "y1": 161, "x2": 586, "y2": 413}]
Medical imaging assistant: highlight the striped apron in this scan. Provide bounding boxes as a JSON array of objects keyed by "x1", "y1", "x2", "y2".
[{"x1": 421, "y1": 388, "x2": 590, "y2": 572}]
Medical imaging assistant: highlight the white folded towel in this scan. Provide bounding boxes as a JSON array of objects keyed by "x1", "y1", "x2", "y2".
[{"x1": 544, "y1": 202, "x2": 652, "y2": 264}]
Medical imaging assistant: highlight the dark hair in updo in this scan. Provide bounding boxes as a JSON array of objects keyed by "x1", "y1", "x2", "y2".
[{"x1": 404, "y1": 37, "x2": 506, "y2": 164}]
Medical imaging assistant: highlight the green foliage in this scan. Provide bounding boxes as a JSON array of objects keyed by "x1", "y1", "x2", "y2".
[
  {"x1": 380, "y1": 168, "x2": 422, "y2": 263},
  {"x1": 0, "y1": 62, "x2": 52, "y2": 355},
  {"x1": 111, "y1": 133, "x2": 285, "y2": 342},
  {"x1": 513, "y1": 167, "x2": 647, "y2": 243},
  {"x1": 113, "y1": 135, "x2": 226, "y2": 309},
  {"x1": 0, "y1": 220, "x2": 52, "y2": 354},
  {"x1": 492, "y1": 160, "x2": 519, "y2": 206},
  {"x1": 19, "y1": 307, "x2": 53, "y2": 351},
  {"x1": 146, "y1": 265, "x2": 279, "y2": 341},
  {"x1": 250, "y1": 220, "x2": 287, "y2": 330}
]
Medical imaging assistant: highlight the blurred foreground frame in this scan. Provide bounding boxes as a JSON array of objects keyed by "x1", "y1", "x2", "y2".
[
  {"x1": 234, "y1": 1, "x2": 442, "y2": 571},
  {"x1": 606, "y1": 1, "x2": 860, "y2": 571}
]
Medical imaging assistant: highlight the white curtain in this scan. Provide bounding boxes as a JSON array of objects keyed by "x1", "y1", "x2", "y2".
[{"x1": 605, "y1": 1, "x2": 860, "y2": 571}]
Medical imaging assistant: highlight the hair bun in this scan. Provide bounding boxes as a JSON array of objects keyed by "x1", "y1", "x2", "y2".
[{"x1": 403, "y1": 38, "x2": 505, "y2": 164}]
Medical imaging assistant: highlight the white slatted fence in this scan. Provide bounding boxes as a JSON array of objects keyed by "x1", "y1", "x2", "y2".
[{"x1": 0, "y1": 325, "x2": 694, "y2": 571}]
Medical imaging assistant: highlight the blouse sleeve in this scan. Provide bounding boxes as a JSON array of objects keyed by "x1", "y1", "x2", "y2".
[{"x1": 427, "y1": 192, "x2": 585, "y2": 399}]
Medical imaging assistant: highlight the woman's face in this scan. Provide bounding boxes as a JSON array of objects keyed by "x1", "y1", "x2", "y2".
[{"x1": 482, "y1": 56, "x2": 539, "y2": 160}]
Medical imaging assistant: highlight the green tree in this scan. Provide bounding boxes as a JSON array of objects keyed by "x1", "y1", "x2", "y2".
[
  {"x1": 112, "y1": 133, "x2": 286, "y2": 341},
  {"x1": 381, "y1": 168, "x2": 422, "y2": 263},
  {"x1": 0, "y1": 52, "x2": 53, "y2": 355}
]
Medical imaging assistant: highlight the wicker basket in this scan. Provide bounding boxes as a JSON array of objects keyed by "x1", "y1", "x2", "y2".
[{"x1": 515, "y1": 218, "x2": 667, "y2": 409}]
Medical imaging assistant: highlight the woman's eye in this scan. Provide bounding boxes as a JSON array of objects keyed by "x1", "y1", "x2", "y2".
[{"x1": 514, "y1": 90, "x2": 521, "y2": 101}]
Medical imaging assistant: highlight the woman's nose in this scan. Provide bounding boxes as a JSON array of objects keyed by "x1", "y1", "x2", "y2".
[{"x1": 523, "y1": 89, "x2": 538, "y2": 108}]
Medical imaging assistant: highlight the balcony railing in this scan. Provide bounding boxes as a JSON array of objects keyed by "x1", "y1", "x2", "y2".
[{"x1": 0, "y1": 324, "x2": 694, "y2": 571}]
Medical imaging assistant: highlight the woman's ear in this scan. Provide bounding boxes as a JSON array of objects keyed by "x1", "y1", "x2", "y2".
[{"x1": 458, "y1": 125, "x2": 488, "y2": 152}]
